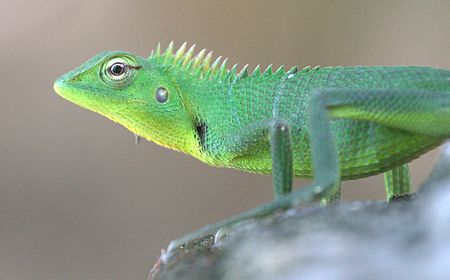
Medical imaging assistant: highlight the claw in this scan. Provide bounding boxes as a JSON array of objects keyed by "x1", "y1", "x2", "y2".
[
  {"x1": 134, "y1": 134, "x2": 141, "y2": 145},
  {"x1": 214, "y1": 227, "x2": 231, "y2": 244},
  {"x1": 166, "y1": 240, "x2": 180, "y2": 254}
]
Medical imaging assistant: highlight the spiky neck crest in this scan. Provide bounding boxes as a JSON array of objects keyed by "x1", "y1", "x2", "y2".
[
  {"x1": 144, "y1": 42, "x2": 320, "y2": 163},
  {"x1": 148, "y1": 42, "x2": 306, "y2": 83}
]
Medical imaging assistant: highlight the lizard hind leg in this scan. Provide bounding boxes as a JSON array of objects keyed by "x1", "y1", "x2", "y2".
[
  {"x1": 284, "y1": 88, "x2": 449, "y2": 206},
  {"x1": 383, "y1": 164, "x2": 411, "y2": 201},
  {"x1": 311, "y1": 88, "x2": 450, "y2": 203}
]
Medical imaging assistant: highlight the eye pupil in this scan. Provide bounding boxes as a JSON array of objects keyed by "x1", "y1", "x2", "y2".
[
  {"x1": 109, "y1": 63, "x2": 125, "y2": 76},
  {"x1": 155, "y1": 87, "x2": 169, "y2": 103}
]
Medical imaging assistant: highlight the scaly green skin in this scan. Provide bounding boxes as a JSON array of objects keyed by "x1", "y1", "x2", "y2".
[{"x1": 54, "y1": 42, "x2": 450, "y2": 250}]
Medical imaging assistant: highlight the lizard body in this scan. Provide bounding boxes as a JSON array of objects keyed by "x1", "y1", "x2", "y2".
[{"x1": 54, "y1": 42, "x2": 450, "y2": 249}]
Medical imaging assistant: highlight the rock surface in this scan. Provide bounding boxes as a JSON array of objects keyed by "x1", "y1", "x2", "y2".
[{"x1": 149, "y1": 144, "x2": 450, "y2": 280}]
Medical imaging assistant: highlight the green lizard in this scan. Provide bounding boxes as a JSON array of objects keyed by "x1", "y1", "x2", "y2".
[{"x1": 54, "y1": 42, "x2": 450, "y2": 250}]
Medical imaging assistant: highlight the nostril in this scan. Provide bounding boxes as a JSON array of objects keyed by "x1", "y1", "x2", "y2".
[
  {"x1": 70, "y1": 76, "x2": 81, "y2": 82},
  {"x1": 55, "y1": 70, "x2": 81, "y2": 84}
]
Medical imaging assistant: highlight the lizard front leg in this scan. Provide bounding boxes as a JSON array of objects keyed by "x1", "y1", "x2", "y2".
[
  {"x1": 223, "y1": 119, "x2": 294, "y2": 199},
  {"x1": 167, "y1": 119, "x2": 327, "y2": 252}
]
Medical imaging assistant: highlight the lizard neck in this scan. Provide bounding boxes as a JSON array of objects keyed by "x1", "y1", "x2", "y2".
[{"x1": 163, "y1": 65, "x2": 225, "y2": 162}]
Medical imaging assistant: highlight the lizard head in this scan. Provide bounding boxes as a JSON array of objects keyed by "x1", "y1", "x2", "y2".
[{"x1": 54, "y1": 51, "x2": 197, "y2": 153}]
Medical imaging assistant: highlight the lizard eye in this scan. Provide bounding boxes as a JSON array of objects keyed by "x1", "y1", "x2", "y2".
[
  {"x1": 109, "y1": 62, "x2": 126, "y2": 76},
  {"x1": 106, "y1": 58, "x2": 129, "y2": 81},
  {"x1": 101, "y1": 56, "x2": 139, "y2": 88},
  {"x1": 155, "y1": 87, "x2": 169, "y2": 103}
]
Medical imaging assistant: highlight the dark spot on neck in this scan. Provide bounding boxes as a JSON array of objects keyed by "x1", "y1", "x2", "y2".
[
  {"x1": 194, "y1": 118, "x2": 208, "y2": 152},
  {"x1": 128, "y1": 65, "x2": 142, "y2": 70}
]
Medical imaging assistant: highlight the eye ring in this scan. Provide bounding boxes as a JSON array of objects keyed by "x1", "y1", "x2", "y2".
[
  {"x1": 101, "y1": 56, "x2": 138, "y2": 88},
  {"x1": 155, "y1": 87, "x2": 169, "y2": 103}
]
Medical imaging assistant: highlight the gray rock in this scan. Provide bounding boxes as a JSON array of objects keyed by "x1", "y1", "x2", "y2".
[{"x1": 149, "y1": 144, "x2": 450, "y2": 280}]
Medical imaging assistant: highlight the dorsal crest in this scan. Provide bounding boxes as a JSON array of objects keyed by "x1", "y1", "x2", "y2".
[{"x1": 149, "y1": 42, "x2": 316, "y2": 81}]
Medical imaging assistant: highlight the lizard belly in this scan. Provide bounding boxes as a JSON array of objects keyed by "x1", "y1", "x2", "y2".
[
  {"x1": 226, "y1": 119, "x2": 441, "y2": 180},
  {"x1": 332, "y1": 120, "x2": 441, "y2": 180}
]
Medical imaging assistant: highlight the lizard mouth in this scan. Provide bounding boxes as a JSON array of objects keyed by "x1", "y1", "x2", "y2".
[
  {"x1": 54, "y1": 79, "x2": 101, "y2": 107},
  {"x1": 53, "y1": 77, "x2": 124, "y2": 122},
  {"x1": 54, "y1": 72, "x2": 128, "y2": 103},
  {"x1": 53, "y1": 75, "x2": 149, "y2": 134}
]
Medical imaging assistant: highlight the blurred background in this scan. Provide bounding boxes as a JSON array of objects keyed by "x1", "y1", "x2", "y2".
[{"x1": 1, "y1": 0, "x2": 449, "y2": 279}]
